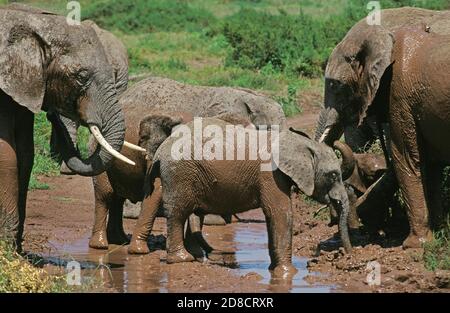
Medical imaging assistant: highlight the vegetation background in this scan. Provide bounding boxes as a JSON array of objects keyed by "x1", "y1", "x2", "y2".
[{"x1": 0, "y1": 0, "x2": 448, "y2": 290}]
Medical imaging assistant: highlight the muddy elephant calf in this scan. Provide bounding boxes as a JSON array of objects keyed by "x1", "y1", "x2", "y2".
[
  {"x1": 128, "y1": 117, "x2": 352, "y2": 277},
  {"x1": 331, "y1": 142, "x2": 387, "y2": 229}
]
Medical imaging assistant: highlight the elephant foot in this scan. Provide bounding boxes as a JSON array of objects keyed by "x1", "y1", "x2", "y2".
[
  {"x1": 167, "y1": 248, "x2": 195, "y2": 264},
  {"x1": 402, "y1": 231, "x2": 432, "y2": 249},
  {"x1": 128, "y1": 239, "x2": 150, "y2": 254},
  {"x1": 203, "y1": 214, "x2": 227, "y2": 226},
  {"x1": 60, "y1": 162, "x2": 75, "y2": 176},
  {"x1": 89, "y1": 231, "x2": 109, "y2": 249},
  {"x1": 270, "y1": 263, "x2": 298, "y2": 280}
]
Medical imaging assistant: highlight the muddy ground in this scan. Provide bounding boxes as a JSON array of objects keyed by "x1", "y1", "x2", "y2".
[{"x1": 23, "y1": 97, "x2": 449, "y2": 293}]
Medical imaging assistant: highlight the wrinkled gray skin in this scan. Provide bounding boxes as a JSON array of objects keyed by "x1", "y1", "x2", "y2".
[
  {"x1": 48, "y1": 20, "x2": 129, "y2": 173},
  {"x1": 315, "y1": 7, "x2": 450, "y2": 231},
  {"x1": 0, "y1": 7, "x2": 125, "y2": 249},
  {"x1": 128, "y1": 117, "x2": 351, "y2": 278},
  {"x1": 89, "y1": 77, "x2": 287, "y2": 249}
]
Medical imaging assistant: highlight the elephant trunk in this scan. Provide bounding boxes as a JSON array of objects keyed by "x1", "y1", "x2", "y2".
[
  {"x1": 49, "y1": 81, "x2": 130, "y2": 176},
  {"x1": 329, "y1": 184, "x2": 352, "y2": 253},
  {"x1": 333, "y1": 140, "x2": 355, "y2": 181},
  {"x1": 315, "y1": 107, "x2": 344, "y2": 147}
]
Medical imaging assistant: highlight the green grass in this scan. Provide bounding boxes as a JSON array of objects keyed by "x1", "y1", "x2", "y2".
[
  {"x1": 424, "y1": 218, "x2": 450, "y2": 271},
  {"x1": 30, "y1": 113, "x2": 90, "y2": 190}
]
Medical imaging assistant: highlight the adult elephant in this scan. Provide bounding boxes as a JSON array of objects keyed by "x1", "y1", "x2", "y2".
[
  {"x1": 314, "y1": 7, "x2": 450, "y2": 234},
  {"x1": 0, "y1": 7, "x2": 132, "y2": 250},
  {"x1": 383, "y1": 26, "x2": 450, "y2": 247},
  {"x1": 89, "y1": 77, "x2": 287, "y2": 249}
]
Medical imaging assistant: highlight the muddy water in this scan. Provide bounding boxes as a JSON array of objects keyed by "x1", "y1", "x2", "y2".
[{"x1": 45, "y1": 210, "x2": 334, "y2": 293}]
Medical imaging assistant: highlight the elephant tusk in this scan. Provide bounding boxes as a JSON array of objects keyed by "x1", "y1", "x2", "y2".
[
  {"x1": 319, "y1": 127, "x2": 330, "y2": 143},
  {"x1": 123, "y1": 141, "x2": 147, "y2": 152},
  {"x1": 89, "y1": 125, "x2": 136, "y2": 166}
]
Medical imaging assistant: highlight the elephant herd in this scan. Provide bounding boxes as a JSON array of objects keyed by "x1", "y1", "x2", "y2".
[{"x1": 0, "y1": 4, "x2": 449, "y2": 278}]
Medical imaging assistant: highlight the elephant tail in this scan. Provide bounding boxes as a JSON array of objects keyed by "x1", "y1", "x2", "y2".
[{"x1": 143, "y1": 159, "x2": 161, "y2": 197}]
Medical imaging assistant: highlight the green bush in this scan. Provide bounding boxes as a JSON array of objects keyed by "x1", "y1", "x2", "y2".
[
  {"x1": 83, "y1": 0, "x2": 217, "y2": 33},
  {"x1": 220, "y1": 0, "x2": 449, "y2": 78}
]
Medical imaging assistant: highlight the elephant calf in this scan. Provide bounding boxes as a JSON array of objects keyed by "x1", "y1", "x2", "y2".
[
  {"x1": 128, "y1": 116, "x2": 352, "y2": 277},
  {"x1": 331, "y1": 142, "x2": 387, "y2": 229}
]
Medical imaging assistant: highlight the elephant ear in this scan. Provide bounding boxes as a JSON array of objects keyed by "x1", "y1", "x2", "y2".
[
  {"x1": 351, "y1": 26, "x2": 394, "y2": 126},
  {"x1": 275, "y1": 129, "x2": 315, "y2": 196},
  {"x1": 139, "y1": 112, "x2": 192, "y2": 160},
  {"x1": 0, "y1": 25, "x2": 46, "y2": 113}
]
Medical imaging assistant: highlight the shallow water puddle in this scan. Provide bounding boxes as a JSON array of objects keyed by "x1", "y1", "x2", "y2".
[
  {"x1": 230, "y1": 222, "x2": 333, "y2": 292},
  {"x1": 45, "y1": 211, "x2": 333, "y2": 292}
]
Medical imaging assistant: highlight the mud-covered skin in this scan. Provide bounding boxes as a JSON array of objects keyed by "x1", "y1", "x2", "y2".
[
  {"x1": 315, "y1": 8, "x2": 450, "y2": 232},
  {"x1": 388, "y1": 27, "x2": 450, "y2": 248},
  {"x1": 89, "y1": 78, "x2": 287, "y2": 249},
  {"x1": 330, "y1": 143, "x2": 387, "y2": 229},
  {"x1": 0, "y1": 8, "x2": 125, "y2": 249},
  {"x1": 128, "y1": 118, "x2": 352, "y2": 277}
]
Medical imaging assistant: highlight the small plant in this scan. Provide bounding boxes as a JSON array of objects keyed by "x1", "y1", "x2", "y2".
[
  {"x1": 423, "y1": 219, "x2": 450, "y2": 271},
  {"x1": 276, "y1": 84, "x2": 301, "y2": 117}
]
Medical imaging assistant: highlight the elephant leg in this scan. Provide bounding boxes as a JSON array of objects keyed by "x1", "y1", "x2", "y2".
[
  {"x1": 184, "y1": 214, "x2": 206, "y2": 259},
  {"x1": 390, "y1": 112, "x2": 431, "y2": 248},
  {"x1": 89, "y1": 172, "x2": 113, "y2": 249},
  {"x1": 15, "y1": 106, "x2": 34, "y2": 250},
  {"x1": 166, "y1": 202, "x2": 195, "y2": 264},
  {"x1": 128, "y1": 178, "x2": 162, "y2": 254},
  {"x1": 187, "y1": 213, "x2": 215, "y2": 254},
  {"x1": 0, "y1": 99, "x2": 19, "y2": 250},
  {"x1": 424, "y1": 162, "x2": 445, "y2": 230},
  {"x1": 106, "y1": 195, "x2": 129, "y2": 245},
  {"x1": 261, "y1": 182, "x2": 297, "y2": 277}
]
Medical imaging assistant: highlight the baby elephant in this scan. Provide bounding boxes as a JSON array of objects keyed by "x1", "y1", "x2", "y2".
[
  {"x1": 129, "y1": 117, "x2": 352, "y2": 277},
  {"x1": 330, "y1": 142, "x2": 387, "y2": 229}
]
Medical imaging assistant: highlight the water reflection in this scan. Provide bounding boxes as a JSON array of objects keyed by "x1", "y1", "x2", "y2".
[{"x1": 41, "y1": 211, "x2": 333, "y2": 293}]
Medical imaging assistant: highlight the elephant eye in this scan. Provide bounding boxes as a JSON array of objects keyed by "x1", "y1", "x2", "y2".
[
  {"x1": 77, "y1": 69, "x2": 90, "y2": 84},
  {"x1": 329, "y1": 171, "x2": 339, "y2": 182}
]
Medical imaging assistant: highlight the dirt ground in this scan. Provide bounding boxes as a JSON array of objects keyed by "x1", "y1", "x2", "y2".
[{"x1": 23, "y1": 96, "x2": 449, "y2": 293}]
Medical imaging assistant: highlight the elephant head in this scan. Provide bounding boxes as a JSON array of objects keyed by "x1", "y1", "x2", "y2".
[
  {"x1": 330, "y1": 141, "x2": 387, "y2": 228},
  {"x1": 138, "y1": 112, "x2": 194, "y2": 161},
  {"x1": 315, "y1": 22, "x2": 394, "y2": 147},
  {"x1": 0, "y1": 9, "x2": 132, "y2": 176},
  {"x1": 238, "y1": 88, "x2": 287, "y2": 129},
  {"x1": 48, "y1": 19, "x2": 130, "y2": 171},
  {"x1": 276, "y1": 129, "x2": 352, "y2": 252},
  {"x1": 315, "y1": 7, "x2": 450, "y2": 148}
]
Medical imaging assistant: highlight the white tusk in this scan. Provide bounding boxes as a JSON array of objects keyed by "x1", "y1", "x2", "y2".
[
  {"x1": 319, "y1": 127, "x2": 331, "y2": 143},
  {"x1": 123, "y1": 141, "x2": 147, "y2": 152},
  {"x1": 89, "y1": 125, "x2": 136, "y2": 166}
]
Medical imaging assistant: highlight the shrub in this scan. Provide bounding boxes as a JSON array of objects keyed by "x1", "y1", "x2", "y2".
[
  {"x1": 220, "y1": 0, "x2": 449, "y2": 78},
  {"x1": 83, "y1": 0, "x2": 217, "y2": 33}
]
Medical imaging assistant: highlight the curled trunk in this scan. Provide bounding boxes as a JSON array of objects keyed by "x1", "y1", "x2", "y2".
[
  {"x1": 48, "y1": 83, "x2": 126, "y2": 176},
  {"x1": 315, "y1": 107, "x2": 344, "y2": 146},
  {"x1": 333, "y1": 140, "x2": 356, "y2": 181}
]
